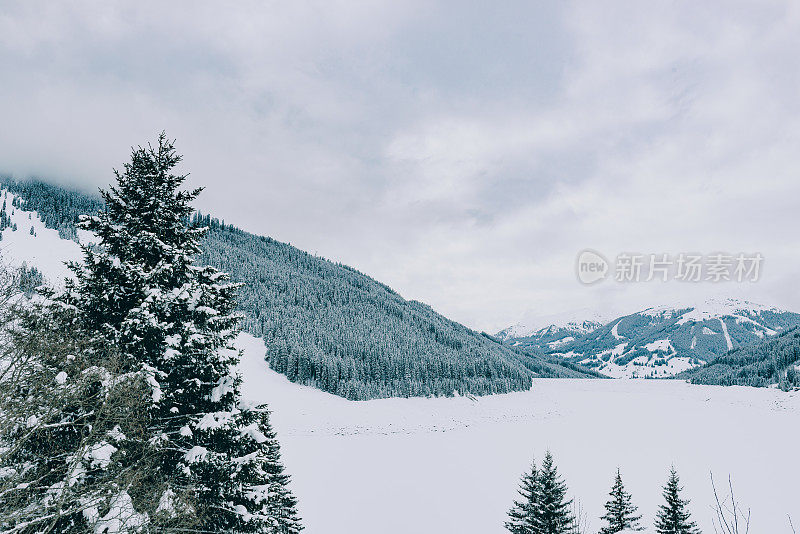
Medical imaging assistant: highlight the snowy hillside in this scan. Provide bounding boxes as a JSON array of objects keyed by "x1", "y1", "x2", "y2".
[
  {"x1": 0, "y1": 180, "x2": 600, "y2": 402},
  {"x1": 503, "y1": 299, "x2": 800, "y2": 379},
  {"x1": 0, "y1": 188, "x2": 89, "y2": 284},
  {"x1": 9, "y1": 179, "x2": 797, "y2": 386},
  {"x1": 683, "y1": 327, "x2": 800, "y2": 388},
  {"x1": 235, "y1": 333, "x2": 800, "y2": 534}
]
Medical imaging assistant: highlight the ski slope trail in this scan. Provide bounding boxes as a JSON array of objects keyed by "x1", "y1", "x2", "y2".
[{"x1": 719, "y1": 317, "x2": 734, "y2": 350}]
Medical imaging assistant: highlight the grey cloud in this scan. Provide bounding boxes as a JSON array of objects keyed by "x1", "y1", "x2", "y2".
[{"x1": 2, "y1": 0, "x2": 800, "y2": 331}]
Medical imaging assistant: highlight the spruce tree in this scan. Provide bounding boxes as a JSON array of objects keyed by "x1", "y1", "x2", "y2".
[
  {"x1": 654, "y1": 468, "x2": 700, "y2": 534},
  {"x1": 505, "y1": 462, "x2": 541, "y2": 534},
  {"x1": 58, "y1": 133, "x2": 302, "y2": 532},
  {"x1": 599, "y1": 469, "x2": 643, "y2": 533},
  {"x1": 536, "y1": 452, "x2": 575, "y2": 534}
]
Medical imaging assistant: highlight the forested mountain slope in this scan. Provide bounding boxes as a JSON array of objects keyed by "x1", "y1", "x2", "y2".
[
  {"x1": 501, "y1": 299, "x2": 800, "y2": 379},
  {"x1": 0, "y1": 177, "x2": 601, "y2": 400},
  {"x1": 0, "y1": 178, "x2": 103, "y2": 240},
  {"x1": 680, "y1": 327, "x2": 800, "y2": 388}
]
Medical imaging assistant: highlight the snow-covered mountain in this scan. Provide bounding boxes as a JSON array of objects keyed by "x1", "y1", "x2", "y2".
[
  {"x1": 541, "y1": 298, "x2": 800, "y2": 378},
  {"x1": 8, "y1": 179, "x2": 799, "y2": 385},
  {"x1": 0, "y1": 179, "x2": 601, "y2": 401},
  {"x1": 495, "y1": 308, "x2": 607, "y2": 350}
]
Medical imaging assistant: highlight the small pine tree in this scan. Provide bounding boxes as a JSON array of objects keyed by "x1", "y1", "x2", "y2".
[
  {"x1": 249, "y1": 407, "x2": 304, "y2": 533},
  {"x1": 536, "y1": 452, "x2": 575, "y2": 534},
  {"x1": 654, "y1": 468, "x2": 700, "y2": 534},
  {"x1": 599, "y1": 469, "x2": 643, "y2": 533},
  {"x1": 505, "y1": 462, "x2": 541, "y2": 534}
]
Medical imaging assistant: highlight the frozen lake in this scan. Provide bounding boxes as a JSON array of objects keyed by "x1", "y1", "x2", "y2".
[{"x1": 237, "y1": 334, "x2": 800, "y2": 534}]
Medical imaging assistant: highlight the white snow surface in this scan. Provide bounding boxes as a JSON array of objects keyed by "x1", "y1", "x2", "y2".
[
  {"x1": 0, "y1": 188, "x2": 94, "y2": 285},
  {"x1": 235, "y1": 333, "x2": 800, "y2": 534},
  {"x1": 84, "y1": 442, "x2": 117, "y2": 469},
  {"x1": 547, "y1": 336, "x2": 574, "y2": 348},
  {"x1": 90, "y1": 491, "x2": 148, "y2": 534},
  {"x1": 637, "y1": 298, "x2": 788, "y2": 339},
  {"x1": 643, "y1": 339, "x2": 672, "y2": 353},
  {"x1": 718, "y1": 318, "x2": 734, "y2": 351},
  {"x1": 733, "y1": 314, "x2": 777, "y2": 337},
  {"x1": 591, "y1": 340, "x2": 695, "y2": 379},
  {"x1": 595, "y1": 357, "x2": 691, "y2": 380},
  {"x1": 673, "y1": 297, "x2": 783, "y2": 326},
  {"x1": 611, "y1": 320, "x2": 624, "y2": 339}
]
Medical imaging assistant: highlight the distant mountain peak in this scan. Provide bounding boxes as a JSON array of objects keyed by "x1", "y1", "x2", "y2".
[
  {"x1": 496, "y1": 307, "x2": 608, "y2": 341},
  {"x1": 499, "y1": 297, "x2": 800, "y2": 380},
  {"x1": 641, "y1": 297, "x2": 782, "y2": 317}
]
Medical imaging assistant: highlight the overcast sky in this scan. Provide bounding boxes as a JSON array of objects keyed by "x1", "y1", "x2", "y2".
[{"x1": 2, "y1": 1, "x2": 800, "y2": 332}]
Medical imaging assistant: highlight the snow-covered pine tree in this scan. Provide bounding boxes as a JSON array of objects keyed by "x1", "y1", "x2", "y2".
[
  {"x1": 505, "y1": 462, "x2": 541, "y2": 534},
  {"x1": 535, "y1": 452, "x2": 575, "y2": 534},
  {"x1": 230, "y1": 405, "x2": 303, "y2": 533},
  {"x1": 58, "y1": 133, "x2": 302, "y2": 532},
  {"x1": 599, "y1": 469, "x2": 643, "y2": 533},
  {"x1": 654, "y1": 468, "x2": 700, "y2": 534}
]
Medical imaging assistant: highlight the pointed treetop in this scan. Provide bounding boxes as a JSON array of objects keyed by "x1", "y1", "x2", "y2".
[
  {"x1": 655, "y1": 467, "x2": 700, "y2": 534},
  {"x1": 599, "y1": 468, "x2": 643, "y2": 533}
]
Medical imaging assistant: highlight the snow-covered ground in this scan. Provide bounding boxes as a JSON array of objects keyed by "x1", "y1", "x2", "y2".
[
  {"x1": 4, "y1": 189, "x2": 798, "y2": 532},
  {"x1": 0, "y1": 188, "x2": 93, "y2": 285},
  {"x1": 236, "y1": 333, "x2": 800, "y2": 534}
]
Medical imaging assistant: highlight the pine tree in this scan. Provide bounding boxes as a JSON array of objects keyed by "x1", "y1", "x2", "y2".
[
  {"x1": 536, "y1": 452, "x2": 575, "y2": 534},
  {"x1": 654, "y1": 468, "x2": 700, "y2": 534},
  {"x1": 58, "y1": 133, "x2": 302, "y2": 532},
  {"x1": 505, "y1": 462, "x2": 541, "y2": 534},
  {"x1": 599, "y1": 469, "x2": 643, "y2": 533},
  {"x1": 248, "y1": 407, "x2": 304, "y2": 533}
]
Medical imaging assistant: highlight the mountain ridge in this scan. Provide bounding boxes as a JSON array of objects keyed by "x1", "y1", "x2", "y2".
[
  {"x1": 680, "y1": 326, "x2": 800, "y2": 388},
  {"x1": 500, "y1": 298, "x2": 800, "y2": 379},
  {"x1": 0, "y1": 176, "x2": 602, "y2": 400},
  {"x1": 496, "y1": 308, "x2": 608, "y2": 341}
]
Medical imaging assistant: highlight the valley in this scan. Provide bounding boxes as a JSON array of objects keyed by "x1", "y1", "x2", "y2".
[
  {"x1": 236, "y1": 333, "x2": 800, "y2": 533},
  {"x1": 3, "y1": 177, "x2": 800, "y2": 532},
  {"x1": 3, "y1": 8, "x2": 799, "y2": 533}
]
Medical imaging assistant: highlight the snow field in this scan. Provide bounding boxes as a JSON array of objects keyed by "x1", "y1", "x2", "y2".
[
  {"x1": 236, "y1": 333, "x2": 800, "y2": 534},
  {"x1": 0, "y1": 188, "x2": 93, "y2": 285}
]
